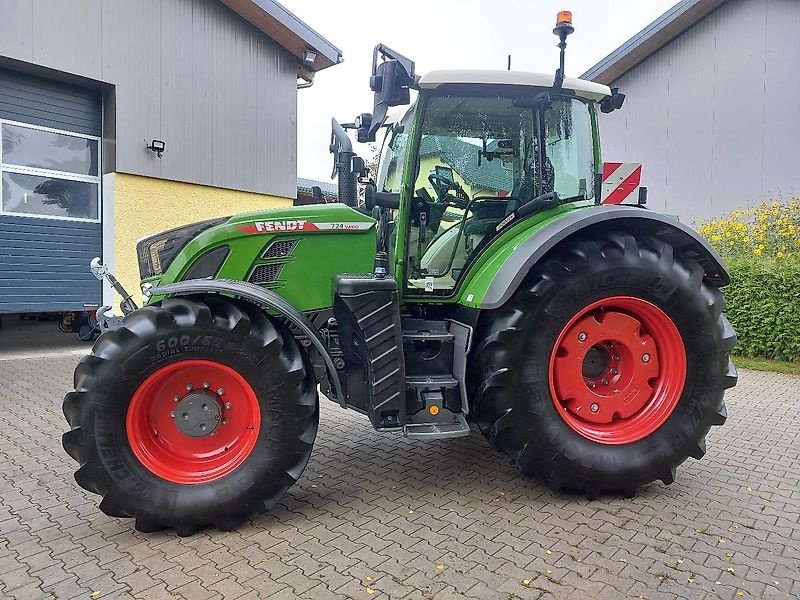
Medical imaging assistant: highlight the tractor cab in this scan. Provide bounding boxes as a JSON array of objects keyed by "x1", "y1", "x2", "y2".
[
  {"x1": 373, "y1": 73, "x2": 605, "y2": 295},
  {"x1": 332, "y1": 14, "x2": 625, "y2": 304}
]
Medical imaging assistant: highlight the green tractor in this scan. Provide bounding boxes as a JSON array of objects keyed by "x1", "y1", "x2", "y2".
[{"x1": 63, "y1": 13, "x2": 736, "y2": 535}]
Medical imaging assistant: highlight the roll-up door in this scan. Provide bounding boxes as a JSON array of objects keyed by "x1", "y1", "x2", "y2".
[{"x1": 0, "y1": 69, "x2": 102, "y2": 314}]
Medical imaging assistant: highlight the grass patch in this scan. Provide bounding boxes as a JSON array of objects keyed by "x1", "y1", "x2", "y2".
[{"x1": 732, "y1": 355, "x2": 800, "y2": 376}]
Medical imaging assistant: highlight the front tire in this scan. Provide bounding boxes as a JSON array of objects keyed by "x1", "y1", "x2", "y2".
[
  {"x1": 62, "y1": 296, "x2": 318, "y2": 535},
  {"x1": 468, "y1": 232, "x2": 737, "y2": 497}
]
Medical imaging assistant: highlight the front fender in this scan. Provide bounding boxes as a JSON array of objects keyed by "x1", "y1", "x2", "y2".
[
  {"x1": 149, "y1": 279, "x2": 344, "y2": 405},
  {"x1": 467, "y1": 205, "x2": 729, "y2": 310}
]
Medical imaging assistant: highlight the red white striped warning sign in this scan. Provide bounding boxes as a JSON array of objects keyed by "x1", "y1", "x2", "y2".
[{"x1": 601, "y1": 162, "x2": 642, "y2": 205}]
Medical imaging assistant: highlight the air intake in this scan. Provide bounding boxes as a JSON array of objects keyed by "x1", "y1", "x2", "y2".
[
  {"x1": 248, "y1": 263, "x2": 284, "y2": 284},
  {"x1": 262, "y1": 239, "x2": 298, "y2": 259}
]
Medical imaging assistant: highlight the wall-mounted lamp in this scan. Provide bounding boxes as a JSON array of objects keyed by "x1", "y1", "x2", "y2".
[
  {"x1": 145, "y1": 139, "x2": 166, "y2": 159},
  {"x1": 301, "y1": 50, "x2": 317, "y2": 68}
]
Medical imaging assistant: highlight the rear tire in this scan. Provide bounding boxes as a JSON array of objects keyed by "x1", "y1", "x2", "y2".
[
  {"x1": 62, "y1": 296, "x2": 318, "y2": 535},
  {"x1": 468, "y1": 232, "x2": 737, "y2": 497}
]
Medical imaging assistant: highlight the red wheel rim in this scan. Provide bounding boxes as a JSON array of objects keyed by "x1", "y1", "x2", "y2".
[
  {"x1": 548, "y1": 296, "x2": 686, "y2": 445},
  {"x1": 126, "y1": 360, "x2": 261, "y2": 484}
]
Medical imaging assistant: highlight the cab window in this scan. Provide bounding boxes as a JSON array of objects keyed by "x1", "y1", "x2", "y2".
[{"x1": 405, "y1": 94, "x2": 537, "y2": 295}]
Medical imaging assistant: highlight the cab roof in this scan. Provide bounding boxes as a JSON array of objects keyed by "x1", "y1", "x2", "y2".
[{"x1": 418, "y1": 70, "x2": 611, "y2": 101}]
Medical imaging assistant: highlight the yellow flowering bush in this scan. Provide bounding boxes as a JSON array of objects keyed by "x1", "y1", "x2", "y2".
[
  {"x1": 696, "y1": 200, "x2": 800, "y2": 261},
  {"x1": 696, "y1": 199, "x2": 800, "y2": 361}
]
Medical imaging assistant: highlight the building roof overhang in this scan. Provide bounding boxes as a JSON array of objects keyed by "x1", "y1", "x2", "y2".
[
  {"x1": 581, "y1": 0, "x2": 729, "y2": 84},
  {"x1": 219, "y1": 0, "x2": 343, "y2": 81}
]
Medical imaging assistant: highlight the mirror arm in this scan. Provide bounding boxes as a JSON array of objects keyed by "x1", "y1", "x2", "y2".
[
  {"x1": 372, "y1": 44, "x2": 416, "y2": 84},
  {"x1": 364, "y1": 183, "x2": 400, "y2": 210}
]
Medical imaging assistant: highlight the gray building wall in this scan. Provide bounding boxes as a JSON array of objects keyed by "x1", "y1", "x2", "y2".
[
  {"x1": 597, "y1": 0, "x2": 800, "y2": 222},
  {"x1": 0, "y1": 0, "x2": 298, "y2": 198}
]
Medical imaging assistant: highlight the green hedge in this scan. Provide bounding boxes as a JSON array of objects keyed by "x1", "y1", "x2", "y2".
[{"x1": 722, "y1": 257, "x2": 800, "y2": 361}]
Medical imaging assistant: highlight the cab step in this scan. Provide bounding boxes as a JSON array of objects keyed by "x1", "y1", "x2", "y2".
[{"x1": 404, "y1": 413, "x2": 470, "y2": 439}]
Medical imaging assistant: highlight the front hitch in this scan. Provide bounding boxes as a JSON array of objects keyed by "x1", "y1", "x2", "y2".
[{"x1": 89, "y1": 257, "x2": 139, "y2": 332}]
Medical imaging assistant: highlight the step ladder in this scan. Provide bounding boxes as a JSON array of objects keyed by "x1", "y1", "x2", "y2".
[{"x1": 404, "y1": 413, "x2": 470, "y2": 439}]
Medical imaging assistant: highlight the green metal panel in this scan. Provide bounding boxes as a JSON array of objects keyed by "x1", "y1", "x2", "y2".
[
  {"x1": 455, "y1": 202, "x2": 593, "y2": 308},
  {"x1": 146, "y1": 203, "x2": 376, "y2": 312}
]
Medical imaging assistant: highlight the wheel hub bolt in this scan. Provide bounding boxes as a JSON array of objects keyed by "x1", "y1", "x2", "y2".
[
  {"x1": 588, "y1": 381, "x2": 596, "y2": 389},
  {"x1": 642, "y1": 353, "x2": 651, "y2": 363},
  {"x1": 222, "y1": 418, "x2": 228, "y2": 425},
  {"x1": 590, "y1": 403, "x2": 599, "y2": 413},
  {"x1": 203, "y1": 382, "x2": 210, "y2": 389},
  {"x1": 217, "y1": 388, "x2": 225, "y2": 396},
  {"x1": 610, "y1": 368, "x2": 618, "y2": 376},
  {"x1": 224, "y1": 401, "x2": 232, "y2": 410},
  {"x1": 170, "y1": 411, "x2": 176, "y2": 418},
  {"x1": 173, "y1": 395, "x2": 180, "y2": 402},
  {"x1": 612, "y1": 354, "x2": 620, "y2": 361},
  {"x1": 601, "y1": 379, "x2": 609, "y2": 385},
  {"x1": 578, "y1": 332, "x2": 587, "y2": 342},
  {"x1": 185, "y1": 384, "x2": 193, "y2": 391}
]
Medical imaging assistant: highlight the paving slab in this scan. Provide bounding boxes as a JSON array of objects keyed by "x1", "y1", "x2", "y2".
[{"x1": 0, "y1": 356, "x2": 797, "y2": 599}]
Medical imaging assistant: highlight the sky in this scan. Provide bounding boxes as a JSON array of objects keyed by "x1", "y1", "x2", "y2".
[{"x1": 280, "y1": 0, "x2": 678, "y2": 182}]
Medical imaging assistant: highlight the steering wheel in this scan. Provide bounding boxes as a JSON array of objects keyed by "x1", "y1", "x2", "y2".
[
  {"x1": 428, "y1": 174, "x2": 469, "y2": 209},
  {"x1": 428, "y1": 174, "x2": 458, "y2": 200}
]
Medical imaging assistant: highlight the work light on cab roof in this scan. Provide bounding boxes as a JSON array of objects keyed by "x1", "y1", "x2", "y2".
[{"x1": 64, "y1": 12, "x2": 737, "y2": 536}]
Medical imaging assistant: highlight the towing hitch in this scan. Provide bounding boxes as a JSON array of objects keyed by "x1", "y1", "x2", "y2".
[{"x1": 89, "y1": 257, "x2": 139, "y2": 332}]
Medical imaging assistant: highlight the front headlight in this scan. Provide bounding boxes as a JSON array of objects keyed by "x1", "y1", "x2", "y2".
[{"x1": 136, "y1": 217, "x2": 228, "y2": 279}]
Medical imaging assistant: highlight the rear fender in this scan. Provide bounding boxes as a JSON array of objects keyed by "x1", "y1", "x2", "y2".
[
  {"x1": 149, "y1": 279, "x2": 344, "y2": 404},
  {"x1": 471, "y1": 205, "x2": 729, "y2": 310}
]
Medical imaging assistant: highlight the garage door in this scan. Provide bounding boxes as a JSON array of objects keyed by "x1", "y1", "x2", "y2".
[{"x1": 0, "y1": 69, "x2": 102, "y2": 314}]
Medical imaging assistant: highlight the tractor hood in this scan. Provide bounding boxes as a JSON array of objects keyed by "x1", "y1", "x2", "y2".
[{"x1": 139, "y1": 203, "x2": 377, "y2": 312}]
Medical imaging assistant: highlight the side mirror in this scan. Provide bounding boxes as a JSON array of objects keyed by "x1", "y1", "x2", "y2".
[
  {"x1": 601, "y1": 88, "x2": 626, "y2": 113},
  {"x1": 371, "y1": 59, "x2": 411, "y2": 108},
  {"x1": 366, "y1": 44, "x2": 416, "y2": 142}
]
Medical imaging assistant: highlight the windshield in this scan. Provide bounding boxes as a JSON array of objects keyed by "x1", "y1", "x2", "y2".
[
  {"x1": 413, "y1": 94, "x2": 595, "y2": 204},
  {"x1": 404, "y1": 93, "x2": 596, "y2": 296},
  {"x1": 415, "y1": 95, "x2": 531, "y2": 202}
]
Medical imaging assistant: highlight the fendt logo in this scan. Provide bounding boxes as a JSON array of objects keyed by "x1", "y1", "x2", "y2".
[
  {"x1": 255, "y1": 220, "x2": 308, "y2": 232},
  {"x1": 237, "y1": 220, "x2": 315, "y2": 234},
  {"x1": 236, "y1": 220, "x2": 373, "y2": 234}
]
